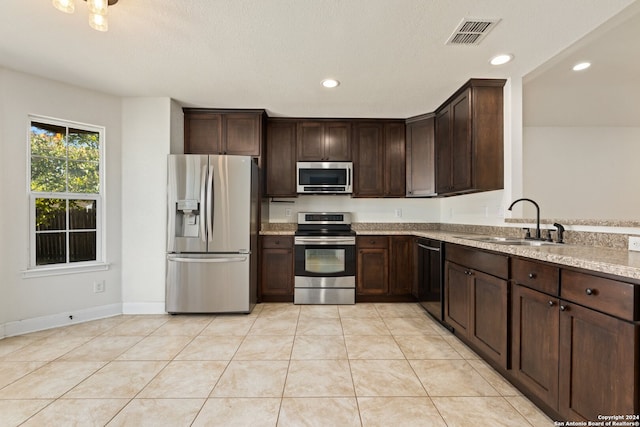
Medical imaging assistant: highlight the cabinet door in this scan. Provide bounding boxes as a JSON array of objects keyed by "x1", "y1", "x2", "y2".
[
  {"x1": 266, "y1": 121, "x2": 297, "y2": 196},
  {"x1": 324, "y1": 122, "x2": 351, "y2": 161},
  {"x1": 435, "y1": 107, "x2": 452, "y2": 194},
  {"x1": 559, "y1": 302, "x2": 639, "y2": 420},
  {"x1": 406, "y1": 116, "x2": 435, "y2": 197},
  {"x1": 353, "y1": 123, "x2": 384, "y2": 197},
  {"x1": 297, "y1": 122, "x2": 325, "y2": 160},
  {"x1": 512, "y1": 285, "x2": 560, "y2": 409},
  {"x1": 260, "y1": 237, "x2": 294, "y2": 300},
  {"x1": 389, "y1": 236, "x2": 413, "y2": 295},
  {"x1": 470, "y1": 269, "x2": 508, "y2": 368},
  {"x1": 450, "y1": 89, "x2": 472, "y2": 191},
  {"x1": 184, "y1": 112, "x2": 222, "y2": 154},
  {"x1": 384, "y1": 122, "x2": 406, "y2": 197},
  {"x1": 357, "y1": 248, "x2": 389, "y2": 295},
  {"x1": 224, "y1": 113, "x2": 261, "y2": 156},
  {"x1": 444, "y1": 261, "x2": 471, "y2": 335}
]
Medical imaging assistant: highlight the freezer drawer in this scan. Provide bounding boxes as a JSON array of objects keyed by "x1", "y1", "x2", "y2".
[{"x1": 166, "y1": 254, "x2": 254, "y2": 314}]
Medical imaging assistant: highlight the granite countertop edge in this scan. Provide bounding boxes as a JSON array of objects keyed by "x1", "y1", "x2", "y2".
[{"x1": 260, "y1": 228, "x2": 640, "y2": 281}]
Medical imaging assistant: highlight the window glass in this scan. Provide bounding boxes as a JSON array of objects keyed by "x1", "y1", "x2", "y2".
[{"x1": 29, "y1": 117, "x2": 103, "y2": 268}]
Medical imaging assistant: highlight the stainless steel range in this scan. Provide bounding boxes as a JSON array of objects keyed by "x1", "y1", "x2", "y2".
[{"x1": 294, "y1": 212, "x2": 356, "y2": 305}]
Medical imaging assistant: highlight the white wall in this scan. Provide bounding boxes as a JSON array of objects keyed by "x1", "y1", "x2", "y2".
[
  {"x1": 523, "y1": 126, "x2": 640, "y2": 220},
  {"x1": 0, "y1": 68, "x2": 122, "y2": 336},
  {"x1": 268, "y1": 196, "x2": 441, "y2": 223},
  {"x1": 120, "y1": 98, "x2": 175, "y2": 314}
]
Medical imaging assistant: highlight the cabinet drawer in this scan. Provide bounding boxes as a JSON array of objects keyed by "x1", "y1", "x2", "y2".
[
  {"x1": 512, "y1": 258, "x2": 559, "y2": 295},
  {"x1": 357, "y1": 236, "x2": 389, "y2": 249},
  {"x1": 446, "y1": 244, "x2": 508, "y2": 279},
  {"x1": 261, "y1": 236, "x2": 293, "y2": 249},
  {"x1": 561, "y1": 270, "x2": 638, "y2": 321}
]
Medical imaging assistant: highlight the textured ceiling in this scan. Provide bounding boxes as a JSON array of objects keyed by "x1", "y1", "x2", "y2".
[
  {"x1": 523, "y1": 2, "x2": 640, "y2": 126},
  {"x1": 0, "y1": 0, "x2": 637, "y2": 118}
]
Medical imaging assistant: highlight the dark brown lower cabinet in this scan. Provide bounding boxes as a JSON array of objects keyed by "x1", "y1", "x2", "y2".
[
  {"x1": 389, "y1": 236, "x2": 413, "y2": 295},
  {"x1": 470, "y1": 269, "x2": 508, "y2": 368},
  {"x1": 444, "y1": 261, "x2": 471, "y2": 334},
  {"x1": 511, "y1": 257, "x2": 639, "y2": 420},
  {"x1": 260, "y1": 236, "x2": 294, "y2": 302},
  {"x1": 357, "y1": 236, "x2": 389, "y2": 296},
  {"x1": 558, "y1": 301, "x2": 638, "y2": 421},
  {"x1": 444, "y1": 244, "x2": 509, "y2": 369},
  {"x1": 512, "y1": 284, "x2": 560, "y2": 410},
  {"x1": 357, "y1": 235, "x2": 414, "y2": 301}
]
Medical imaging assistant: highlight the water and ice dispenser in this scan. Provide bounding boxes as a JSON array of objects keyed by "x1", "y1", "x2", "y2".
[{"x1": 176, "y1": 199, "x2": 200, "y2": 237}]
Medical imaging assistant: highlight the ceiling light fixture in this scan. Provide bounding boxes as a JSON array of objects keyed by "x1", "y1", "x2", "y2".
[
  {"x1": 52, "y1": 0, "x2": 119, "y2": 32},
  {"x1": 572, "y1": 62, "x2": 591, "y2": 71},
  {"x1": 321, "y1": 79, "x2": 340, "y2": 88},
  {"x1": 490, "y1": 54, "x2": 514, "y2": 66}
]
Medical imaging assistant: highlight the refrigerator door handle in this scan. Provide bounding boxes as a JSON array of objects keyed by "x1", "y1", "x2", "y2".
[
  {"x1": 199, "y1": 163, "x2": 207, "y2": 244},
  {"x1": 168, "y1": 255, "x2": 248, "y2": 263},
  {"x1": 207, "y1": 162, "x2": 214, "y2": 244}
]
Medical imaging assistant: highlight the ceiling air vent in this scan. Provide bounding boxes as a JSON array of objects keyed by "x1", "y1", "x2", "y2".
[{"x1": 446, "y1": 18, "x2": 501, "y2": 45}]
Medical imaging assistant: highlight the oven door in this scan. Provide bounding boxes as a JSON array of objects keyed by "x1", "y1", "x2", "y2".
[{"x1": 294, "y1": 237, "x2": 356, "y2": 288}]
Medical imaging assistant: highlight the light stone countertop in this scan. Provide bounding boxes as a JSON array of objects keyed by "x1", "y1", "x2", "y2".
[{"x1": 261, "y1": 227, "x2": 640, "y2": 281}]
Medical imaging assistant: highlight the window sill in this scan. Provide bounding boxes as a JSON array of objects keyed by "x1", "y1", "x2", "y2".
[{"x1": 22, "y1": 262, "x2": 111, "y2": 278}]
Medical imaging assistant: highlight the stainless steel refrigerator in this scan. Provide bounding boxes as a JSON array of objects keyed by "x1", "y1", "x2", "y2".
[{"x1": 166, "y1": 154, "x2": 258, "y2": 314}]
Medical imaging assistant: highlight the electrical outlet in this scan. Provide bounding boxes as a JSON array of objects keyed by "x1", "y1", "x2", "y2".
[
  {"x1": 285, "y1": 208, "x2": 292, "y2": 217},
  {"x1": 394, "y1": 209, "x2": 402, "y2": 218},
  {"x1": 629, "y1": 236, "x2": 640, "y2": 252},
  {"x1": 93, "y1": 280, "x2": 105, "y2": 293}
]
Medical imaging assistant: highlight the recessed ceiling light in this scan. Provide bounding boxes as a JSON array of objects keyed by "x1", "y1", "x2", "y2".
[
  {"x1": 321, "y1": 79, "x2": 340, "y2": 88},
  {"x1": 490, "y1": 54, "x2": 513, "y2": 66},
  {"x1": 572, "y1": 62, "x2": 591, "y2": 71}
]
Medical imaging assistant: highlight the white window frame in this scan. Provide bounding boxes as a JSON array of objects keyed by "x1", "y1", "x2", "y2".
[{"x1": 24, "y1": 115, "x2": 109, "y2": 277}]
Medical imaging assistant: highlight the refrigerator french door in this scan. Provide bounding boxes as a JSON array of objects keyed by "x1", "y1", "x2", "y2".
[{"x1": 166, "y1": 154, "x2": 258, "y2": 314}]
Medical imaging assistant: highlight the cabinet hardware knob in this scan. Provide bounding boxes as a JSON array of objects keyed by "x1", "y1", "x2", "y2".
[
  {"x1": 585, "y1": 288, "x2": 594, "y2": 295},
  {"x1": 560, "y1": 305, "x2": 567, "y2": 311},
  {"x1": 548, "y1": 301, "x2": 554, "y2": 306},
  {"x1": 528, "y1": 273, "x2": 536, "y2": 279}
]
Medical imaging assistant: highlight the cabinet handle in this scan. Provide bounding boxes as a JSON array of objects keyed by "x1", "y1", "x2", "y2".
[
  {"x1": 585, "y1": 288, "x2": 594, "y2": 296},
  {"x1": 548, "y1": 301, "x2": 555, "y2": 307},
  {"x1": 528, "y1": 273, "x2": 536, "y2": 279},
  {"x1": 560, "y1": 305, "x2": 567, "y2": 311}
]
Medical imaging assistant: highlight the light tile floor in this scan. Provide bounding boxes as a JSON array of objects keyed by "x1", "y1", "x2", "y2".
[{"x1": 0, "y1": 303, "x2": 555, "y2": 426}]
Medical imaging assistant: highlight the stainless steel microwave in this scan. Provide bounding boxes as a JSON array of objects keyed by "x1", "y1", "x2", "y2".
[{"x1": 296, "y1": 161, "x2": 353, "y2": 194}]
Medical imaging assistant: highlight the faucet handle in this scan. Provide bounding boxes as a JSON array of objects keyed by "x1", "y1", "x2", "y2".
[
  {"x1": 545, "y1": 229, "x2": 554, "y2": 242},
  {"x1": 553, "y1": 223, "x2": 565, "y2": 244},
  {"x1": 522, "y1": 228, "x2": 531, "y2": 239}
]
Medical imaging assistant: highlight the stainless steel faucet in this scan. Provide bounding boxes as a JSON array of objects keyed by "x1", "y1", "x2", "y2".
[{"x1": 508, "y1": 198, "x2": 541, "y2": 239}]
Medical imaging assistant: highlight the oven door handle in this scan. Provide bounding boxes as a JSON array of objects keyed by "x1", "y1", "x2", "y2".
[{"x1": 295, "y1": 237, "x2": 355, "y2": 245}]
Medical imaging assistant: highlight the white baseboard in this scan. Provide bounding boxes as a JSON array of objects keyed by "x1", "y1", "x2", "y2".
[
  {"x1": 2, "y1": 303, "x2": 123, "y2": 338},
  {"x1": 122, "y1": 302, "x2": 166, "y2": 315}
]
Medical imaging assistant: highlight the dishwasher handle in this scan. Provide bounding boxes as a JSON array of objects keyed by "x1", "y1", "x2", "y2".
[{"x1": 417, "y1": 243, "x2": 441, "y2": 252}]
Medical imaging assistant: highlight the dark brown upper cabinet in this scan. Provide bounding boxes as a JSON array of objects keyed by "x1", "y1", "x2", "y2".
[
  {"x1": 435, "y1": 79, "x2": 505, "y2": 196},
  {"x1": 296, "y1": 120, "x2": 351, "y2": 161},
  {"x1": 265, "y1": 119, "x2": 297, "y2": 197},
  {"x1": 405, "y1": 113, "x2": 435, "y2": 197},
  {"x1": 352, "y1": 120, "x2": 405, "y2": 197},
  {"x1": 184, "y1": 109, "x2": 264, "y2": 156}
]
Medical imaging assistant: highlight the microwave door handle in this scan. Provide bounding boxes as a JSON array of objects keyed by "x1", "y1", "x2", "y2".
[
  {"x1": 199, "y1": 163, "x2": 207, "y2": 244},
  {"x1": 207, "y1": 161, "x2": 214, "y2": 244}
]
